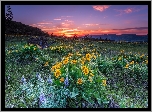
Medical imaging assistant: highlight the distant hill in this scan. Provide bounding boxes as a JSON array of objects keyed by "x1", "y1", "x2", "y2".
[
  {"x1": 5, "y1": 19, "x2": 50, "y2": 37},
  {"x1": 89, "y1": 34, "x2": 148, "y2": 42}
]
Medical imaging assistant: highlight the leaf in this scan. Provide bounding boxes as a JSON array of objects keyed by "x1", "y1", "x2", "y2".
[
  {"x1": 54, "y1": 80, "x2": 60, "y2": 86},
  {"x1": 69, "y1": 88, "x2": 79, "y2": 98},
  {"x1": 82, "y1": 93, "x2": 88, "y2": 101},
  {"x1": 18, "y1": 103, "x2": 27, "y2": 108},
  {"x1": 94, "y1": 92, "x2": 100, "y2": 99},
  {"x1": 82, "y1": 93, "x2": 94, "y2": 104},
  {"x1": 70, "y1": 92, "x2": 79, "y2": 98}
]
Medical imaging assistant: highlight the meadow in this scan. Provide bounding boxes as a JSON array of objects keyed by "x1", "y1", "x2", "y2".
[{"x1": 5, "y1": 36, "x2": 148, "y2": 108}]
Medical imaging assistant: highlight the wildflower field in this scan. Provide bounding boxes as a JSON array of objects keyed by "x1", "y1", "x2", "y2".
[{"x1": 5, "y1": 37, "x2": 148, "y2": 108}]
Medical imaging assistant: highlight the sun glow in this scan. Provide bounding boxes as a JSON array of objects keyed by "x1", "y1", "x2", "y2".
[{"x1": 102, "y1": 30, "x2": 110, "y2": 33}]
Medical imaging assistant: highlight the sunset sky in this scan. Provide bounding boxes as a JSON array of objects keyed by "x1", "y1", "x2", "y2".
[{"x1": 5, "y1": 5, "x2": 148, "y2": 37}]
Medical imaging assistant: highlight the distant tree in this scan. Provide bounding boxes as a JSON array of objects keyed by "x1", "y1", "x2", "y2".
[
  {"x1": 51, "y1": 33, "x2": 53, "y2": 37},
  {"x1": 5, "y1": 5, "x2": 14, "y2": 37},
  {"x1": 73, "y1": 34, "x2": 77, "y2": 40},
  {"x1": 5, "y1": 5, "x2": 13, "y2": 21}
]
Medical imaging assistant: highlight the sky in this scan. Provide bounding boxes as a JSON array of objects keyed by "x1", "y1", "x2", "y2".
[{"x1": 5, "y1": 5, "x2": 148, "y2": 37}]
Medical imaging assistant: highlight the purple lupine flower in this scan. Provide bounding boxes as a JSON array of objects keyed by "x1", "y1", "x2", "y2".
[
  {"x1": 47, "y1": 78, "x2": 53, "y2": 84},
  {"x1": 36, "y1": 72, "x2": 41, "y2": 79},
  {"x1": 64, "y1": 77, "x2": 69, "y2": 87},
  {"x1": 39, "y1": 93, "x2": 47, "y2": 105},
  {"x1": 21, "y1": 76, "x2": 27, "y2": 84},
  {"x1": 36, "y1": 73, "x2": 43, "y2": 82}
]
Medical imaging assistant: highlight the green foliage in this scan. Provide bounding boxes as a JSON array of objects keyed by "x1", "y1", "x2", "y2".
[
  {"x1": 5, "y1": 38, "x2": 148, "y2": 108},
  {"x1": 10, "y1": 44, "x2": 41, "y2": 64}
]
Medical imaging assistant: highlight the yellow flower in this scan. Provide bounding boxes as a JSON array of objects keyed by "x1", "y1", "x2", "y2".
[
  {"x1": 51, "y1": 65, "x2": 56, "y2": 71},
  {"x1": 81, "y1": 66, "x2": 87, "y2": 70},
  {"x1": 124, "y1": 64, "x2": 129, "y2": 68},
  {"x1": 120, "y1": 50, "x2": 124, "y2": 53},
  {"x1": 63, "y1": 59, "x2": 69, "y2": 64},
  {"x1": 90, "y1": 73, "x2": 94, "y2": 77},
  {"x1": 57, "y1": 62, "x2": 62, "y2": 68},
  {"x1": 102, "y1": 80, "x2": 106, "y2": 86},
  {"x1": 145, "y1": 60, "x2": 148, "y2": 64},
  {"x1": 60, "y1": 77, "x2": 64, "y2": 82},
  {"x1": 83, "y1": 67, "x2": 89, "y2": 75},
  {"x1": 77, "y1": 78, "x2": 83, "y2": 84},
  {"x1": 65, "y1": 57, "x2": 69, "y2": 60},
  {"x1": 118, "y1": 57, "x2": 122, "y2": 61},
  {"x1": 34, "y1": 47, "x2": 36, "y2": 50},
  {"x1": 81, "y1": 60, "x2": 85, "y2": 65},
  {"x1": 68, "y1": 53, "x2": 73, "y2": 57},
  {"x1": 81, "y1": 57, "x2": 85, "y2": 61},
  {"x1": 71, "y1": 60, "x2": 77, "y2": 64},
  {"x1": 54, "y1": 69, "x2": 61, "y2": 78},
  {"x1": 44, "y1": 62, "x2": 49, "y2": 66},
  {"x1": 86, "y1": 53, "x2": 91, "y2": 59},
  {"x1": 54, "y1": 62, "x2": 62, "y2": 69},
  {"x1": 81, "y1": 57, "x2": 86, "y2": 64},
  {"x1": 76, "y1": 52, "x2": 81, "y2": 56},
  {"x1": 130, "y1": 61, "x2": 134, "y2": 65},
  {"x1": 140, "y1": 54, "x2": 144, "y2": 58},
  {"x1": 86, "y1": 57, "x2": 91, "y2": 61}
]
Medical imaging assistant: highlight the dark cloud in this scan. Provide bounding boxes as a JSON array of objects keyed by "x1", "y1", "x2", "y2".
[{"x1": 112, "y1": 27, "x2": 148, "y2": 30}]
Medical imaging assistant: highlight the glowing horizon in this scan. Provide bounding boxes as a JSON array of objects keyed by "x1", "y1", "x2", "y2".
[{"x1": 5, "y1": 5, "x2": 148, "y2": 37}]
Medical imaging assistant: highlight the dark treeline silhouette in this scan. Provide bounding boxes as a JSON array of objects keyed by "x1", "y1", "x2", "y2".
[
  {"x1": 5, "y1": 5, "x2": 50, "y2": 41},
  {"x1": 81, "y1": 34, "x2": 114, "y2": 42},
  {"x1": 5, "y1": 20, "x2": 50, "y2": 38}
]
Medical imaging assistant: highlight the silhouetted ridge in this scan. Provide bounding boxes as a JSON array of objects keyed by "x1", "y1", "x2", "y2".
[{"x1": 5, "y1": 19, "x2": 49, "y2": 37}]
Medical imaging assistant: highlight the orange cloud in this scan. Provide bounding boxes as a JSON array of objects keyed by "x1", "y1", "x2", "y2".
[
  {"x1": 101, "y1": 30, "x2": 110, "y2": 33},
  {"x1": 41, "y1": 28, "x2": 57, "y2": 31},
  {"x1": 93, "y1": 5, "x2": 110, "y2": 12},
  {"x1": 37, "y1": 25, "x2": 43, "y2": 27},
  {"x1": 37, "y1": 22, "x2": 51, "y2": 24},
  {"x1": 30, "y1": 22, "x2": 52, "y2": 29},
  {"x1": 58, "y1": 28, "x2": 83, "y2": 37},
  {"x1": 83, "y1": 24, "x2": 99, "y2": 26}
]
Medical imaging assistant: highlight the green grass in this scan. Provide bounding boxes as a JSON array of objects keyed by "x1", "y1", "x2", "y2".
[{"x1": 5, "y1": 37, "x2": 148, "y2": 108}]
